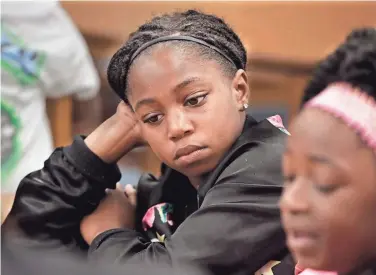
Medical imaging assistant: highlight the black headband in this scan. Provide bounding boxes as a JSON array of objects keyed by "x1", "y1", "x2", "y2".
[{"x1": 129, "y1": 35, "x2": 241, "y2": 69}]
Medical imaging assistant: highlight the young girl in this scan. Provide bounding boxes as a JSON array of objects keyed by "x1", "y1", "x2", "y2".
[
  {"x1": 280, "y1": 28, "x2": 376, "y2": 275},
  {"x1": 3, "y1": 10, "x2": 292, "y2": 275}
]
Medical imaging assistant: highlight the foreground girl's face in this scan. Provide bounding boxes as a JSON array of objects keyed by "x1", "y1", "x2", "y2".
[
  {"x1": 280, "y1": 108, "x2": 376, "y2": 274},
  {"x1": 127, "y1": 45, "x2": 248, "y2": 178}
]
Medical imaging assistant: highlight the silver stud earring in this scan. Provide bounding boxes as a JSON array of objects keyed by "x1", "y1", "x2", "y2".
[{"x1": 243, "y1": 103, "x2": 249, "y2": 110}]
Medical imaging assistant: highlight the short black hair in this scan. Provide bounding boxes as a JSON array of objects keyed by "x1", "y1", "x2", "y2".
[
  {"x1": 107, "y1": 10, "x2": 247, "y2": 103},
  {"x1": 301, "y1": 27, "x2": 376, "y2": 106}
]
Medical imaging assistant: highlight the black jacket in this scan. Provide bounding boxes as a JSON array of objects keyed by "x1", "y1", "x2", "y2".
[
  {"x1": 3, "y1": 115, "x2": 294, "y2": 275},
  {"x1": 2, "y1": 238, "x2": 208, "y2": 275}
]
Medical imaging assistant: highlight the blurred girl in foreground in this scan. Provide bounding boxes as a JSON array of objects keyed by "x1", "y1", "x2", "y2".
[{"x1": 280, "y1": 28, "x2": 376, "y2": 275}]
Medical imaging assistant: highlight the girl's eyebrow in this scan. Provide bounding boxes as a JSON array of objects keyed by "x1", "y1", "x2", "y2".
[{"x1": 134, "y1": 76, "x2": 202, "y2": 111}]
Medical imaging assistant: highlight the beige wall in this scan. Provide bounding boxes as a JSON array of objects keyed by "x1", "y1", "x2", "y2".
[{"x1": 62, "y1": 1, "x2": 376, "y2": 61}]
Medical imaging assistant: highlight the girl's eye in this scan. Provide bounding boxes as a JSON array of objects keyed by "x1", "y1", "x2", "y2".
[
  {"x1": 314, "y1": 183, "x2": 340, "y2": 194},
  {"x1": 184, "y1": 94, "x2": 208, "y2": 107},
  {"x1": 143, "y1": 114, "x2": 163, "y2": 124},
  {"x1": 283, "y1": 174, "x2": 296, "y2": 184},
  {"x1": 283, "y1": 174, "x2": 296, "y2": 189},
  {"x1": 312, "y1": 166, "x2": 342, "y2": 194}
]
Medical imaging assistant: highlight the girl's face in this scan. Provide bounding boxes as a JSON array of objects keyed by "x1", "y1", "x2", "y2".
[
  {"x1": 280, "y1": 108, "x2": 376, "y2": 274},
  {"x1": 127, "y1": 45, "x2": 249, "y2": 178}
]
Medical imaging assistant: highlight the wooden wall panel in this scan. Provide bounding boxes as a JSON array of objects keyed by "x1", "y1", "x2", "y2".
[
  {"x1": 62, "y1": 1, "x2": 376, "y2": 61},
  {"x1": 46, "y1": 96, "x2": 73, "y2": 147}
]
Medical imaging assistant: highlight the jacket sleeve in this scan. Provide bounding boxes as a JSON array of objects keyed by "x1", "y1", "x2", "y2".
[
  {"x1": 2, "y1": 136, "x2": 121, "y2": 253},
  {"x1": 87, "y1": 149, "x2": 287, "y2": 275}
]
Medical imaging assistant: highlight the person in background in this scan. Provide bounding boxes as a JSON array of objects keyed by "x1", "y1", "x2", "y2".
[
  {"x1": 1, "y1": 1, "x2": 101, "y2": 219},
  {"x1": 3, "y1": 10, "x2": 293, "y2": 275},
  {"x1": 280, "y1": 27, "x2": 376, "y2": 275}
]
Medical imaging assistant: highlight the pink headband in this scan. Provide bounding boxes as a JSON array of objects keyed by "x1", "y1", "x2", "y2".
[{"x1": 304, "y1": 82, "x2": 376, "y2": 153}]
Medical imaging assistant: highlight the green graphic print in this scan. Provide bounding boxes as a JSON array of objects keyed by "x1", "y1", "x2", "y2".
[
  {"x1": 1, "y1": 101, "x2": 21, "y2": 184},
  {"x1": 1, "y1": 25, "x2": 46, "y2": 185}
]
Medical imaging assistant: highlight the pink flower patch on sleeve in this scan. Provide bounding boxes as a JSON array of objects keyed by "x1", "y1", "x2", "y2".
[{"x1": 267, "y1": 115, "x2": 290, "y2": 135}]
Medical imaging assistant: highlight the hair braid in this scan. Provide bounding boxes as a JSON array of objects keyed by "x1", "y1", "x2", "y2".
[
  {"x1": 301, "y1": 27, "x2": 376, "y2": 106},
  {"x1": 107, "y1": 10, "x2": 247, "y2": 102}
]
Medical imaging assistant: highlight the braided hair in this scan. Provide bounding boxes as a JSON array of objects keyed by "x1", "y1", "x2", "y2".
[
  {"x1": 107, "y1": 10, "x2": 247, "y2": 103},
  {"x1": 301, "y1": 27, "x2": 376, "y2": 106}
]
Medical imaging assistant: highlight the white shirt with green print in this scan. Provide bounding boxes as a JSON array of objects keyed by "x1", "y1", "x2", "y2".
[{"x1": 1, "y1": 1, "x2": 100, "y2": 193}]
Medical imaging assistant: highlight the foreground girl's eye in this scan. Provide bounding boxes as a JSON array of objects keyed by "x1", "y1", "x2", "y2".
[
  {"x1": 283, "y1": 174, "x2": 297, "y2": 189},
  {"x1": 184, "y1": 93, "x2": 208, "y2": 107},
  {"x1": 312, "y1": 165, "x2": 342, "y2": 194},
  {"x1": 283, "y1": 174, "x2": 296, "y2": 184},
  {"x1": 314, "y1": 183, "x2": 340, "y2": 194},
  {"x1": 143, "y1": 114, "x2": 163, "y2": 124}
]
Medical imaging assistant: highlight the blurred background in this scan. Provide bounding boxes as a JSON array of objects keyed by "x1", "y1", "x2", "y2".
[{"x1": 1, "y1": 1, "x2": 375, "y2": 210}]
